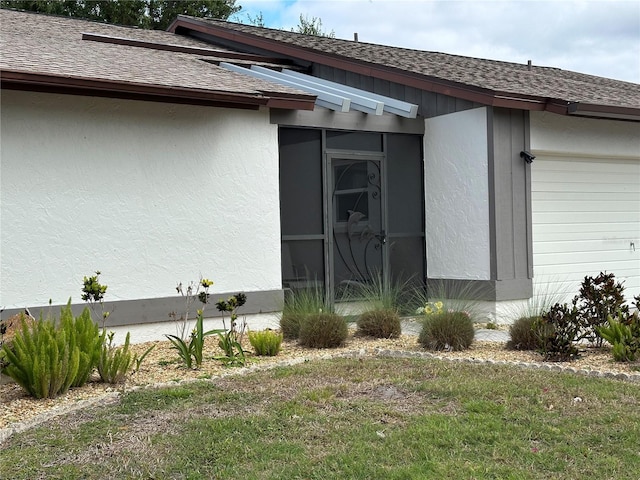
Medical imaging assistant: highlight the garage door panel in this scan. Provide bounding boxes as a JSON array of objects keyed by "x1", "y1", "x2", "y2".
[
  {"x1": 532, "y1": 156, "x2": 640, "y2": 302},
  {"x1": 533, "y1": 239, "x2": 636, "y2": 254},
  {"x1": 533, "y1": 199, "x2": 640, "y2": 213},
  {"x1": 534, "y1": 233, "x2": 637, "y2": 244},
  {"x1": 533, "y1": 211, "x2": 636, "y2": 224},
  {"x1": 534, "y1": 271, "x2": 640, "y2": 289},
  {"x1": 533, "y1": 222, "x2": 639, "y2": 235},
  {"x1": 532, "y1": 170, "x2": 633, "y2": 184},
  {"x1": 532, "y1": 191, "x2": 640, "y2": 202},
  {"x1": 533, "y1": 157, "x2": 640, "y2": 173},
  {"x1": 535, "y1": 262, "x2": 639, "y2": 280},
  {"x1": 533, "y1": 182, "x2": 638, "y2": 194},
  {"x1": 534, "y1": 250, "x2": 637, "y2": 265}
]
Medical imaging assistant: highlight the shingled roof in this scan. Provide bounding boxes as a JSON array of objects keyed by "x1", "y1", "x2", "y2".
[
  {"x1": 0, "y1": 9, "x2": 316, "y2": 111},
  {"x1": 170, "y1": 16, "x2": 640, "y2": 120}
]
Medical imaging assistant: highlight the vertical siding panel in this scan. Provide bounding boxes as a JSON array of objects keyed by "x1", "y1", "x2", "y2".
[
  {"x1": 360, "y1": 73, "x2": 374, "y2": 92},
  {"x1": 345, "y1": 71, "x2": 361, "y2": 89},
  {"x1": 510, "y1": 110, "x2": 529, "y2": 279},
  {"x1": 373, "y1": 77, "x2": 391, "y2": 96},
  {"x1": 332, "y1": 69, "x2": 347, "y2": 84},
  {"x1": 492, "y1": 108, "x2": 516, "y2": 280}
]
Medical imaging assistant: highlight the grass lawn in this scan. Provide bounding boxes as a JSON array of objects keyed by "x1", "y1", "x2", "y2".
[{"x1": 1, "y1": 357, "x2": 639, "y2": 479}]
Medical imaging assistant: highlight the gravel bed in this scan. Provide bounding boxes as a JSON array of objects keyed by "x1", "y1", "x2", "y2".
[{"x1": 2, "y1": 330, "x2": 639, "y2": 443}]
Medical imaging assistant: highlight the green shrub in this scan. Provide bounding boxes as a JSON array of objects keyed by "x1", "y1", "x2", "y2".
[
  {"x1": 343, "y1": 272, "x2": 414, "y2": 316},
  {"x1": 249, "y1": 329, "x2": 283, "y2": 356},
  {"x1": 98, "y1": 331, "x2": 133, "y2": 384},
  {"x1": 280, "y1": 287, "x2": 329, "y2": 340},
  {"x1": 411, "y1": 280, "x2": 483, "y2": 323},
  {"x1": 506, "y1": 316, "x2": 547, "y2": 351},
  {"x1": 597, "y1": 312, "x2": 640, "y2": 362},
  {"x1": 299, "y1": 313, "x2": 348, "y2": 349},
  {"x1": 418, "y1": 311, "x2": 474, "y2": 351},
  {"x1": 575, "y1": 272, "x2": 628, "y2": 346},
  {"x1": 1, "y1": 317, "x2": 80, "y2": 399},
  {"x1": 356, "y1": 309, "x2": 401, "y2": 338},
  {"x1": 280, "y1": 312, "x2": 305, "y2": 340},
  {"x1": 537, "y1": 303, "x2": 581, "y2": 361},
  {"x1": 60, "y1": 302, "x2": 104, "y2": 387}
]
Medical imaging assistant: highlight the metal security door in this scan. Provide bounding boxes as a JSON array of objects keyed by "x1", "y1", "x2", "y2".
[{"x1": 328, "y1": 154, "x2": 387, "y2": 298}]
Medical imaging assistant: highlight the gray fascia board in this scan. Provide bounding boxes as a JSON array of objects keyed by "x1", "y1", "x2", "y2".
[
  {"x1": 281, "y1": 69, "x2": 418, "y2": 118},
  {"x1": 253, "y1": 66, "x2": 384, "y2": 115},
  {"x1": 220, "y1": 62, "x2": 350, "y2": 112}
]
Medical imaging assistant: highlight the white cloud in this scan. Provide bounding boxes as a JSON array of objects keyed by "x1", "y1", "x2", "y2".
[{"x1": 235, "y1": 0, "x2": 640, "y2": 83}]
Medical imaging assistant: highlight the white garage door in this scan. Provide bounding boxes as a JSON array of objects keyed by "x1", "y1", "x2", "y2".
[{"x1": 531, "y1": 155, "x2": 640, "y2": 304}]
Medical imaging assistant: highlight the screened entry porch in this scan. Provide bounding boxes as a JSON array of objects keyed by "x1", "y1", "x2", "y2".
[{"x1": 279, "y1": 127, "x2": 426, "y2": 302}]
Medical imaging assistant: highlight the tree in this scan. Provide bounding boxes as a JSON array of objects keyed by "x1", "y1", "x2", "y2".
[
  {"x1": 147, "y1": 0, "x2": 240, "y2": 30},
  {"x1": 292, "y1": 14, "x2": 335, "y2": 38},
  {"x1": 243, "y1": 10, "x2": 265, "y2": 28},
  {"x1": 240, "y1": 12, "x2": 335, "y2": 38},
  {"x1": 0, "y1": 0, "x2": 240, "y2": 29}
]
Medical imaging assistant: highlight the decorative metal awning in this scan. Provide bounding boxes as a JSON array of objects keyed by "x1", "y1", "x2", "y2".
[{"x1": 220, "y1": 62, "x2": 418, "y2": 118}]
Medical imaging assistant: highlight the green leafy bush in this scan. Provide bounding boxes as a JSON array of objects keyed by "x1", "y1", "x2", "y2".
[
  {"x1": 81, "y1": 271, "x2": 111, "y2": 327},
  {"x1": 537, "y1": 303, "x2": 581, "y2": 361},
  {"x1": 575, "y1": 272, "x2": 628, "y2": 346},
  {"x1": 418, "y1": 311, "x2": 474, "y2": 351},
  {"x1": 249, "y1": 329, "x2": 283, "y2": 356},
  {"x1": 356, "y1": 309, "x2": 401, "y2": 339},
  {"x1": 506, "y1": 316, "x2": 548, "y2": 351},
  {"x1": 597, "y1": 312, "x2": 640, "y2": 362},
  {"x1": 299, "y1": 313, "x2": 348, "y2": 349},
  {"x1": 2, "y1": 317, "x2": 80, "y2": 399}
]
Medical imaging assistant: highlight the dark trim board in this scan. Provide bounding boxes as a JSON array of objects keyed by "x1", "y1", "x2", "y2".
[
  {"x1": 426, "y1": 278, "x2": 533, "y2": 302},
  {"x1": 2, "y1": 289, "x2": 284, "y2": 328}
]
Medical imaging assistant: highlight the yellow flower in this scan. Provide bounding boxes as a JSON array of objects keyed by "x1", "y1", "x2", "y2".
[
  {"x1": 434, "y1": 301, "x2": 443, "y2": 311},
  {"x1": 425, "y1": 305, "x2": 434, "y2": 315}
]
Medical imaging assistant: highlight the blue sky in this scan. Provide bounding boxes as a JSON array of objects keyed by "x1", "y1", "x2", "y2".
[{"x1": 230, "y1": 0, "x2": 640, "y2": 83}]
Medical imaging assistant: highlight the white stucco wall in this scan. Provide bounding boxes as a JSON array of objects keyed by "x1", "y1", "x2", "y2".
[
  {"x1": 424, "y1": 107, "x2": 490, "y2": 280},
  {"x1": 0, "y1": 91, "x2": 281, "y2": 309}
]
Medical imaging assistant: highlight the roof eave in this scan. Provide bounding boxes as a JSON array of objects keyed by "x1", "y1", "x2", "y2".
[
  {"x1": 567, "y1": 102, "x2": 640, "y2": 122},
  {"x1": 169, "y1": 16, "x2": 638, "y2": 120},
  {"x1": 0, "y1": 70, "x2": 316, "y2": 111},
  {"x1": 168, "y1": 16, "x2": 510, "y2": 108}
]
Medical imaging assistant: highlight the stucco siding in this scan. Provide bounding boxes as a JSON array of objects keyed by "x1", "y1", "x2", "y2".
[
  {"x1": 424, "y1": 107, "x2": 491, "y2": 280},
  {"x1": 0, "y1": 91, "x2": 281, "y2": 309}
]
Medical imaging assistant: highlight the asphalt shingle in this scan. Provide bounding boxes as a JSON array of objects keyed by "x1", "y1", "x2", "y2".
[
  {"x1": 192, "y1": 17, "x2": 640, "y2": 110},
  {"x1": 0, "y1": 9, "x2": 311, "y2": 100}
]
